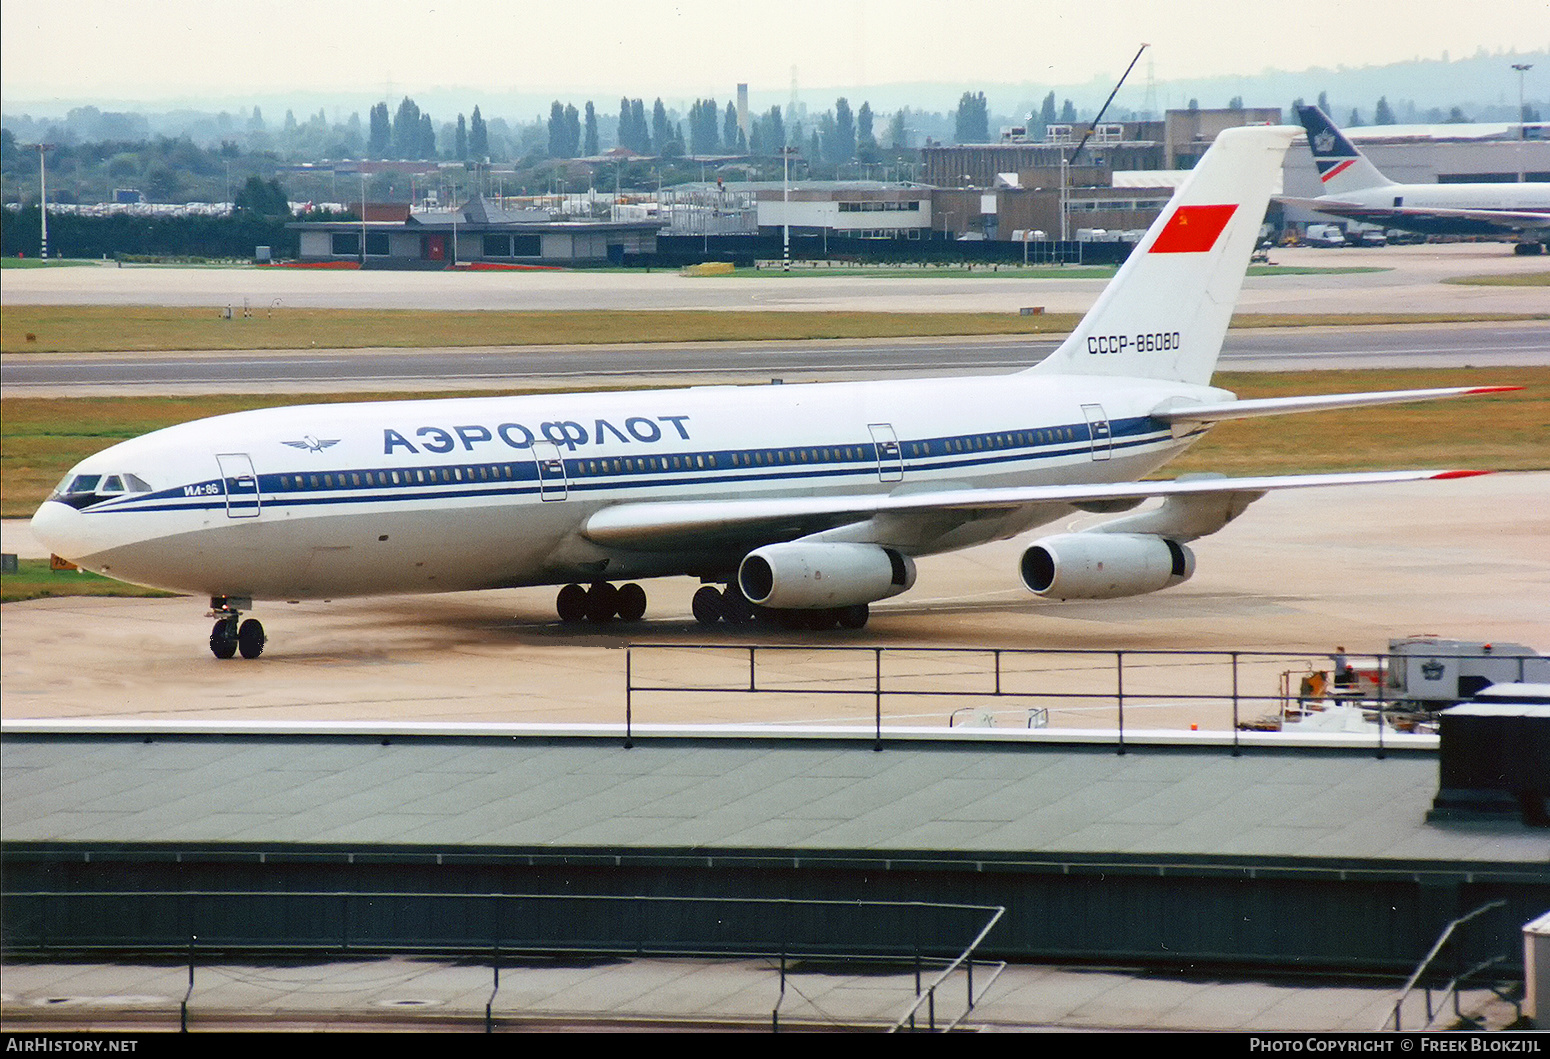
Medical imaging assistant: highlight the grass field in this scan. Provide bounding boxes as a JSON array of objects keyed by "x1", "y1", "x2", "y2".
[
  {"x1": 2, "y1": 368, "x2": 1543, "y2": 519},
  {"x1": 0, "y1": 558, "x2": 178, "y2": 603},
  {"x1": 0, "y1": 258, "x2": 96, "y2": 269},
  {"x1": 0, "y1": 307, "x2": 1083, "y2": 354},
  {"x1": 5, "y1": 305, "x2": 1548, "y2": 354},
  {"x1": 1443, "y1": 271, "x2": 1550, "y2": 287}
]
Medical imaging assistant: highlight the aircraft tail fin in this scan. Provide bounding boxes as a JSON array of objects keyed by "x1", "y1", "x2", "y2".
[
  {"x1": 1296, "y1": 104, "x2": 1393, "y2": 195},
  {"x1": 1028, "y1": 124, "x2": 1297, "y2": 386}
]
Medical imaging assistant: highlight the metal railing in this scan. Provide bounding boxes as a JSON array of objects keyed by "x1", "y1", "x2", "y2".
[
  {"x1": 622, "y1": 644, "x2": 1464, "y2": 754},
  {"x1": 1381, "y1": 900, "x2": 1517, "y2": 1031},
  {"x1": 7, "y1": 890, "x2": 1006, "y2": 1032},
  {"x1": 888, "y1": 906, "x2": 1006, "y2": 1032}
]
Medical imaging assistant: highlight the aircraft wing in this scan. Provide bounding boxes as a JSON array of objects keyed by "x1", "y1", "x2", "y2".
[
  {"x1": 1278, "y1": 196, "x2": 1550, "y2": 233},
  {"x1": 583, "y1": 469, "x2": 1487, "y2": 552}
]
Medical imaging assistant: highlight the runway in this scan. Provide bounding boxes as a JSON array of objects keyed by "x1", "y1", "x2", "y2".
[
  {"x1": 2, "y1": 243, "x2": 1545, "y2": 316},
  {"x1": 3, "y1": 320, "x2": 1547, "y2": 396}
]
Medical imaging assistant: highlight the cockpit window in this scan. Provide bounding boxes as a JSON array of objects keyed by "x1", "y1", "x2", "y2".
[{"x1": 49, "y1": 471, "x2": 154, "y2": 508}]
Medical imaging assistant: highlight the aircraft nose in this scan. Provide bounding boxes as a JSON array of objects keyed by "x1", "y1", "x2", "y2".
[{"x1": 29, "y1": 499, "x2": 93, "y2": 562}]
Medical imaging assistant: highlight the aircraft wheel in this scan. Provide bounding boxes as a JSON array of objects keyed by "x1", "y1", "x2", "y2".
[
  {"x1": 556, "y1": 583, "x2": 587, "y2": 623},
  {"x1": 209, "y1": 619, "x2": 238, "y2": 659},
  {"x1": 692, "y1": 585, "x2": 725, "y2": 627},
  {"x1": 720, "y1": 584, "x2": 754, "y2": 625},
  {"x1": 585, "y1": 582, "x2": 619, "y2": 623},
  {"x1": 615, "y1": 582, "x2": 647, "y2": 622},
  {"x1": 837, "y1": 603, "x2": 870, "y2": 630},
  {"x1": 237, "y1": 618, "x2": 267, "y2": 660},
  {"x1": 773, "y1": 609, "x2": 805, "y2": 630}
]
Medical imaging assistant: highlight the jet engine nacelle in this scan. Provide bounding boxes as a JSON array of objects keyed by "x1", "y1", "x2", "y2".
[
  {"x1": 1019, "y1": 533, "x2": 1195, "y2": 600},
  {"x1": 739, "y1": 542, "x2": 917, "y2": 609}
]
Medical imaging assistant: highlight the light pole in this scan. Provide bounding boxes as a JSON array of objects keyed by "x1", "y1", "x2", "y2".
[
  {"x1": 34, "y1": 144, "x2": 53, "y2": 259},
  {"x1": 1512, "y1": 63, "x2": 1533, "y2": 182},
  {"x1": 781, "y1": 146, "x2": 798, "y2": 271},
  {"x1": 359, "y1": 170, "x2": 368, "y2": 266}
]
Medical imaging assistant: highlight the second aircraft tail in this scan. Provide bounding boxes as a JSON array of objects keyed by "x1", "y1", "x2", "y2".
[
  {"x1": 1029, "y1": 123, "x2": 1298, "y2": 387},
  {"x1": 1296, "y1": 104, "x2": 1393, "y2": 196}
]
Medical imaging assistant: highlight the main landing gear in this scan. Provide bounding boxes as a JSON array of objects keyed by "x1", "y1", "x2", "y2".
[
  {"x1": 208, "y1": 596, "x2": 265, "y2": 660},
  {"x1": 691, "y1": 583, "x2": 869, "y2": 631},
  {"x1": 556, "y1": 581, "x2": 648, "y2": 624}
]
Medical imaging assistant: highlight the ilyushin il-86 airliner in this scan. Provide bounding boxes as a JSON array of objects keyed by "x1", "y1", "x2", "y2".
[{"x1": 31, "y1": 126, "x2": 1516, "y2": 659}]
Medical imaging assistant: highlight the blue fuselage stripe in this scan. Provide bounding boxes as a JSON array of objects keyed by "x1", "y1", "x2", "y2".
[{"x1": 80, "y1": 417, "x2": 1176, "y2": 516}]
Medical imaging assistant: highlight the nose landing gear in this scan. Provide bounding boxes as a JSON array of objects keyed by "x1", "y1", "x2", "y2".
[{"x1": 208, "y1": 596, "x2": 265, "y2": 659}]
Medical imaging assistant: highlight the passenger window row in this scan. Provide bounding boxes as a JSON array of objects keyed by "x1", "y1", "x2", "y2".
[{"x1": 262, "y1": 425, "x2": 1093, "y2": 493}]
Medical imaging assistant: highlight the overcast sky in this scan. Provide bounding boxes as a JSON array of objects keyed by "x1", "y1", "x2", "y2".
[{"x1": 3, "y1": 0, "x2": 1546, "y2": 108}]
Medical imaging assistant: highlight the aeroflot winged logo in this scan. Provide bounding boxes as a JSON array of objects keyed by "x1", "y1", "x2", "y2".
[
  {"x1": 1148, "y1": 204, "x2": 1238, "y2": 254},
  {"x1": 282, "y1": 435, "x2": 341, "y2": 453}
]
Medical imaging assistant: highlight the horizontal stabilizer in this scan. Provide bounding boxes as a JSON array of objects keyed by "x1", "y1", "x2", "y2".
[{"x1": 1154, "y1": 386, "x2": 1522, "y2": 431}]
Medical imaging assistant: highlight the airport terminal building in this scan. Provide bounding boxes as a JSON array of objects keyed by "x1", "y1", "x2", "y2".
[{"x1": 289, "y1": 195, "x2": 663, "y2": 268}]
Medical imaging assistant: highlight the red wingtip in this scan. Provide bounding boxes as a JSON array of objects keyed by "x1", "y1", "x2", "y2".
[
  {"x1": 1464, "y1": 386, "x2": 1524, "y2": 395},
  {"x1": 1431, "y1": 469, "x2": 1493, "y2": 480}
]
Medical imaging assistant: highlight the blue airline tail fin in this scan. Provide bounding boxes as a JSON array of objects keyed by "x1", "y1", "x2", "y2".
[{"x1": 1296, "y1": 104, "x2": 1393, "y2": 195}]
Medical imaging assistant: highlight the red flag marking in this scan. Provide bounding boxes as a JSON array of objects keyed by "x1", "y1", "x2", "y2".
[{"x1": 1150, "y1": 204, "x2": 1238, "y2": 254}]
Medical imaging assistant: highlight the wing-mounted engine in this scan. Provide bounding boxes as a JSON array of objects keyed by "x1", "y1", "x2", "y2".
[
  {"x1": 738, "y1": 542, "x2": 916, "y2": 609},
  {"x1": 1084, "y1": 479, "x2": 1263, "y2": 542},
  {"x1": 1020, "y1": 533, "x2": 1195, "y2": 600},
  {"x1": 1018, "y1": 479, "x2": 1265, "y2": 600}
]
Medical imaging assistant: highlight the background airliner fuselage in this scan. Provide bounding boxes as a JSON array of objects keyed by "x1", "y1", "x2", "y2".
[{"x1": 1287, "y1": 104, "x2": 1550, "y2": 246}]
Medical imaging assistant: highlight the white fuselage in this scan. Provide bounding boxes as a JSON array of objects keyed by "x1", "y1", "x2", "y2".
[
  {"x1": 1323, "y1": 180, "x2": 1550, "y2": 214},
  {"x1": 31, "y1": 371, "x2": 1218, "y2": 601}
]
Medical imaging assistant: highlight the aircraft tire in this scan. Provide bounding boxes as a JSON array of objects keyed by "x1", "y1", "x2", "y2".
[
  {"x1": 237, "y1": 619, "x2": 266, "y2": 660},
  {"x1": 556, "y1": 583, "x2": 587, "y2": 623},
  {"x1": 209, "y1": 619, "x2": 238, "y2": 659},
  {"x1": 720, "y1": 585, "x2": 754, "y2": 625},
  {"x1": 837, "y1": 603, "x2": 870, "y2": 630},
  {"x1": 585, "y1": 582, "x2": 619, "y2": 623},
  {"x1": 616, "y1": 582, "x2": 647, "y2": 622},
  {"x1": 692, "y1": 585, "x2": 725, "y2": 626},
  {"x1": 772, "y1": 609, "x2": 806, "y2": 630}
]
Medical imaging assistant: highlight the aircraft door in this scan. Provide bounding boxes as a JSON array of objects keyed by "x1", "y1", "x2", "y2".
[
  {"x1": 1081, "y1": 404, "x2": 1113, "y2": 461},
  {"x1": 868, "y1": 423, "x2": 905, "y2": 483},
  {"x1": 216, "y1": 453, "x2": 261, "y2": 518},
  {"x1": 531, "y1": 442, "x2": 569, "y2": 501}
]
